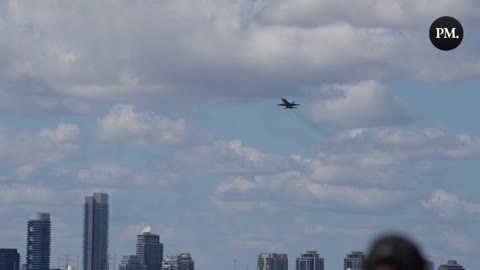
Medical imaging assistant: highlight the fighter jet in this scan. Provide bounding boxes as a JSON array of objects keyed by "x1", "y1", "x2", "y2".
[{"x1": 277, "y1": 98, "x2": 300, "y2": 109}]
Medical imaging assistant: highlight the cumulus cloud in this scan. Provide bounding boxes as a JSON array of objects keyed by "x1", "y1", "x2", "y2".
[
  {"x1": 76, "y1": 163, "x2": 130, "y2": 186},
  {"x1": 257, "y1": 0, "x2": 480, "y2": 28},
  {"x1": 0, "y1": 184, "x2": 55, "y2": 204},
  {"x1": 0, "y1": 123, "x2": 79, "y2": 165},
  {"x1": 0, "y1": 0, "x2": 478, "y2": 110},
  {"x1": 422, "y1": 190, "x2": 480, "y2": 217},
  {"x1": 51, "y1": 162, "x2": 182, "y2": 189},
  {"x1": 0, "y1": 76, "x2": 91, "y2": 114},
  {"x1": 97, "y1": 104, "x2": 189, "y2": 146},
  {"x1": 306, "y1": 81, "x2": 415, "y2": 128},
  {"x1": 172, "y1": 140, "x2": 297, "y2": 174},
  {"x1": 214, "y1": 172, "x2": 407, "y2": 213},
  {"x1": 333, "y1": 127, "x2": 480, "y2": 160}
]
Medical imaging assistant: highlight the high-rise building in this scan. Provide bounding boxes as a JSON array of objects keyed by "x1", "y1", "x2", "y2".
[
  {"x1": 438, "y1": 260, "x2": 465, "y2": 270},
  {"x1": 162, "y1": 256, "x2": 178, "y2": 270},
  {"x1": 296, "y1": 251, "x2": 324, "y2": 270},
  {"x1": 136, "y1": 226, "x2": 163, "y2": 270},
  {"x1": 83, "y1": 193, "x2": 109, "y2": 270},
  {"x1": 177, "y1": 254, "x2": 194, "y2": 270},
  {"x1": 118, "y1": 256, "x2": 143, "y2": 270},
  {"x1": 0, "y1": 249, "x2": 20, "y2": 270},
  {"x1": 344, "y1": 251, "x2": 365, "y2": 270},
  {"x1": 257, "y1": 253, "x2": 288, "y2": 270},
  {"x1": 26, "y1": 212, "x2": 51, "y2": 270}
]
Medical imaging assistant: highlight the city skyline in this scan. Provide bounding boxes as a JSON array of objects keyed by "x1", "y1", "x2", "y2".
[
  {"x1": 2, "y1": 205, "x2": 468, "y2": 270},
  {"x1": 1, "y1": 1, "x2": 480, "y2": 270}
]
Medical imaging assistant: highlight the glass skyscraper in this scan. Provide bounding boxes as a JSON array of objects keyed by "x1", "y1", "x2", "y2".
[
  {"x1": 343, "y1": 251, "x2": 365, "y2": 270},
  {"x1": 0, "y1": 249, "x2": 20, "y2": 270},
  {"x1": 296, "y1": 251, "x2": 324, "y2": 270},
  {"x1": 136, "y1": 227, "x2": 163, "y2": 270},
  {"x1": 162, "y1": 256, "x2": 178, "y2": 270},
  {"x1": 118, "y1": 255, "x2": 143, "y2": 270},
  {"x1": 177, "y1": 254, "x2": 194, "y2": 270},
  {"x1": 83, "y1": 193, "x2": 109, "y2": 270},
  {"x1": 257, "y1": 253, "x2": 288, "y2": 270},
  {"x1": 26, "y1": 212, "x2": 51, "y2": 270}
]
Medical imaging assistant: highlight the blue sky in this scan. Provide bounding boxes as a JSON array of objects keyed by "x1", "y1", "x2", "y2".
[{"x1": 1, "y1": 1, "x2": 480, "y2": 270}]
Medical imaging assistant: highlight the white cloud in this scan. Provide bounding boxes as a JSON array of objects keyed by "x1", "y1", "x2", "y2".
[
  {"x1": 306, "y1": 81, "x2": 415, "y2": 128},
  {"x1": 0, "y1": 0, "x2": 478, "y2": 109},
  {"x1": 422, "y1": 190, "x2": 480, "y2": 217},
  {"x1": 76, "y1": 163, "x2": 130, "y2": 186},
  {"x1": 16, "y1": 164, "x2": 38, "y2": 180},
  {"x1": 97, "y1": 104, "x2": 189, "y2": 146},
  {"x1": 258, "y1": 0, "x2": 480, "y2": 28},
  {"x1": 40, "y1": 122, "x2": 79, "y2": 142},
  {"x1": 0, "y1": 185, "x2": 55, "y2": 204},
  {"x1": 0, "y1": 123, "x2": 79, "y2": 165},
  {"x1": 214, "y1": 172, "x2": 407, "y2": 213},
  {"x1": 334, "y1": 127, "x2": 480, "y2": 160},
  {"x1": 173, "y1": 140, "x2": 296, "y2": 174}
]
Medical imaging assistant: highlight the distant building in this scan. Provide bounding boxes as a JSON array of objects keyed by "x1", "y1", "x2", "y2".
[
  {"x1": 118, "y1": 255, "x2": 143, "y2": 270},
  {"x1": 438, "y1": 260, "x2": 465, "y2": 270},
  {"x1": 162, "y1": 256, "x2": 178, "y2": 270},
  {"x1": 177, "y1": 254, "x2": 194, "y2": 270},
  {"x1": 296, "y1": 251, "x2": 324, "y2": 270},
  {"x1": 344, "y1": 251, "x2": 365, "y2": 270},
  {"x1": 26, "y1": 212, "x2": 51, "y2": 270},
  {"x1": 83, "y1": 193, "x2": 109, "y2": 270},
  {"x1": 0, "y1": 249, "x2": 20, "y2": 270},
  {"x1": 136, "y1": 226, "x2": 163, "y2": 270},
  {"x1": 162, "y1": 254, "x2": 193, "y2": 270},
  {"x1": 257, "y1": 253, "x2": 288, "y2": 270}
]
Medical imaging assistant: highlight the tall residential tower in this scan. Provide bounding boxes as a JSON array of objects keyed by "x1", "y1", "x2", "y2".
[
  {"x1": 344, "y1": 251, "x2": 365, "y2": 270},
  {"x1": 26, "y1": 212, "x2": 51, "y2": 270},
  {"x1": 0, "y1": 249, "x2": 20, "y2": 270},
  {"x1": 83, "y1": 193, "x2": 109, "y2": 270},
  {"x1": 257, "y1": 253, "x2": 288, "y2": 270},
  {"x1": 296, "y1": 251, "x2": 324, "y2": 270},
  {"x1": 136, "y1": 226, "x2": 163, "y2": 270}
]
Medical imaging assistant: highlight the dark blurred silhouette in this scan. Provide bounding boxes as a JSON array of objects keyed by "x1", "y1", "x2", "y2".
[{"x1": 365, "y1": 234, "x2": 427, "y2": 270}]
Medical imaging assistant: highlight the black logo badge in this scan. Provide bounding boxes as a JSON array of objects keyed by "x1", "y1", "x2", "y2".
[{"x1": 429, "y1": 16, "x2": 463, "y2": 51}]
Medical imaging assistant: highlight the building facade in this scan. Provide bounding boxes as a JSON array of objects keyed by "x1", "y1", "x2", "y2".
[
  {"x1": 438, "y1": 260, "x2": 465, "y2": 270},
  {"x1": 177, "y1": 254, "x2": 194, "y2": 270},
  {"x1": 136, "y1": 227, "x2": 163, "y2": 270},
  {"x1": 26, "y1": 212, "x2": 51, "y2": 270},
  {"x1": 296, "y1": 251, "x2": 324, "y2": 270},
  {"x1": 0, "y1": 249, "x2": 20, "y2": 270},
  {"x1": 118, "y1": 256, "x2": 143, "y2": 270},
  {"x1": 162, "y1": 256, "x2": 178, "y2": 270},
  {"x1": 83, "y1": 193, "x2": 109, "y2": 270},
  {"x1": 257, "y1": 253, "x2": 288, "y2": 270},
  {"x1": 344, "y1": 251, "x2": 365, "y2": 270}
]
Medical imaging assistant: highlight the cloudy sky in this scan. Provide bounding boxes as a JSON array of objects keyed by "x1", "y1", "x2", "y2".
[{"x1": 1, "y1": 0, "x2": 480, "y2": 269}]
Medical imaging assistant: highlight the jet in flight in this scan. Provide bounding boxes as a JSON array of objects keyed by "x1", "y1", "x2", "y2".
[{"x1": 277, "y1": 98, "x2": 300, "y2": 109}]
